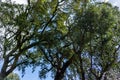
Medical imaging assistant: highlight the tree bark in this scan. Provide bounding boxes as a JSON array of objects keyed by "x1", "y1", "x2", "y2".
[
  {"x1": 0, "y1": 76, "x2": 4, "y2": 80},
  {"x1": 54, "y1": 70, "x2": 64, "y2": 80},
  {"x1": 79, "y1": 55, "x2": 85, "y2": 80},
  {"x1": 0, "y1": 73, "x2": 6, "y2": 80}
]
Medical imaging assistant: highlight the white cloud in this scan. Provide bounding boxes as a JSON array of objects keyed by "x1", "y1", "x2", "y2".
[
  {"x1": 2, "y1": 0, "x2": 27, "y2": 4},
  {"x1": 109, "y1": 0, "x2": 120, "y2": 8},
  {"x1": 12, "y1": 0, "x2": 27, "y2": 4}
]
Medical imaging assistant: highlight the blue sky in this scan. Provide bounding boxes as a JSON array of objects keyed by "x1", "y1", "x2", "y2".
[
  {"x1": 1, "y1": 0, "x2": 120, "y2": 80},
  {"x1": 13, "y1": 65, "x2": 54, "y2": 80},
  {"x1": 16, "y1": 67, "x2": 53, "y2": 80}
]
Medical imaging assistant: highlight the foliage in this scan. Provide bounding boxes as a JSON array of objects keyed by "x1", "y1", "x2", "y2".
[
  {"x1": 0, "y1": 0, "x2": 61, "y2": 79},
  {"x1": 36, "y1": 2, "x2": 120, "y2": 80},
  {"x1": 65, "y1": 2, "x2": 120, "y2": 80},
  {"x1": 0, "y1": 0, "x2": 120, "y2": 80},
  {"x1": 4, "y1": 73, "x2": 20, "y2": 80}
]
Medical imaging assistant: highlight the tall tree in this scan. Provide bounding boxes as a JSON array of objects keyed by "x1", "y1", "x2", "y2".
[
  {"x1": 0, "y1": 0, "x2": 120, "y2": 80},
  {"x1": 35, "y1": 2, "x2": 120, "y2": 80},
  {"x1": 0, "y1": 0, "x2": 61, "y2": 79},
  {"x1": 66, "y1": 2, "x2": 120, "y2": 80}
]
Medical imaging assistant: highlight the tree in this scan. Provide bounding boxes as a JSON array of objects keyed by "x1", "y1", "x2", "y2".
[
  {"x1": 35, "y1": 2, "x2": 120, "y2": 80},
  {"x1": 0, "y1": 0, "x2": 62, "y2": 79},
  {"x1": 68, "y1": 3, "x2": 120, "y2": 80},
  {"x1": 0, "y1": 0, "x2": 120, "y2": 80}
]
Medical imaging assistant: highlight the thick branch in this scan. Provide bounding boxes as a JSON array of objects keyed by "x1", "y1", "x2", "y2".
[{"x1": 54, "y1": 54, "x2": 75, "y2": 80}]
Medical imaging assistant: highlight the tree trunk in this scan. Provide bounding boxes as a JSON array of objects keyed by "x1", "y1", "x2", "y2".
[
  {"x1": 54, "y1": 55, "x2": 74, "y2": 80},
  {"x1": 0, "y1": 73, "x2": 6, "y2": 80},
  {"x1": 79, "y1": 54, "x2": 85, "y2": 80},
  {"x1": 0, "y1": 76, "x2": 4, "y2": 80},
  {"x1": 54, "y1": 70, "x2": 64, "y2": 80}
]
